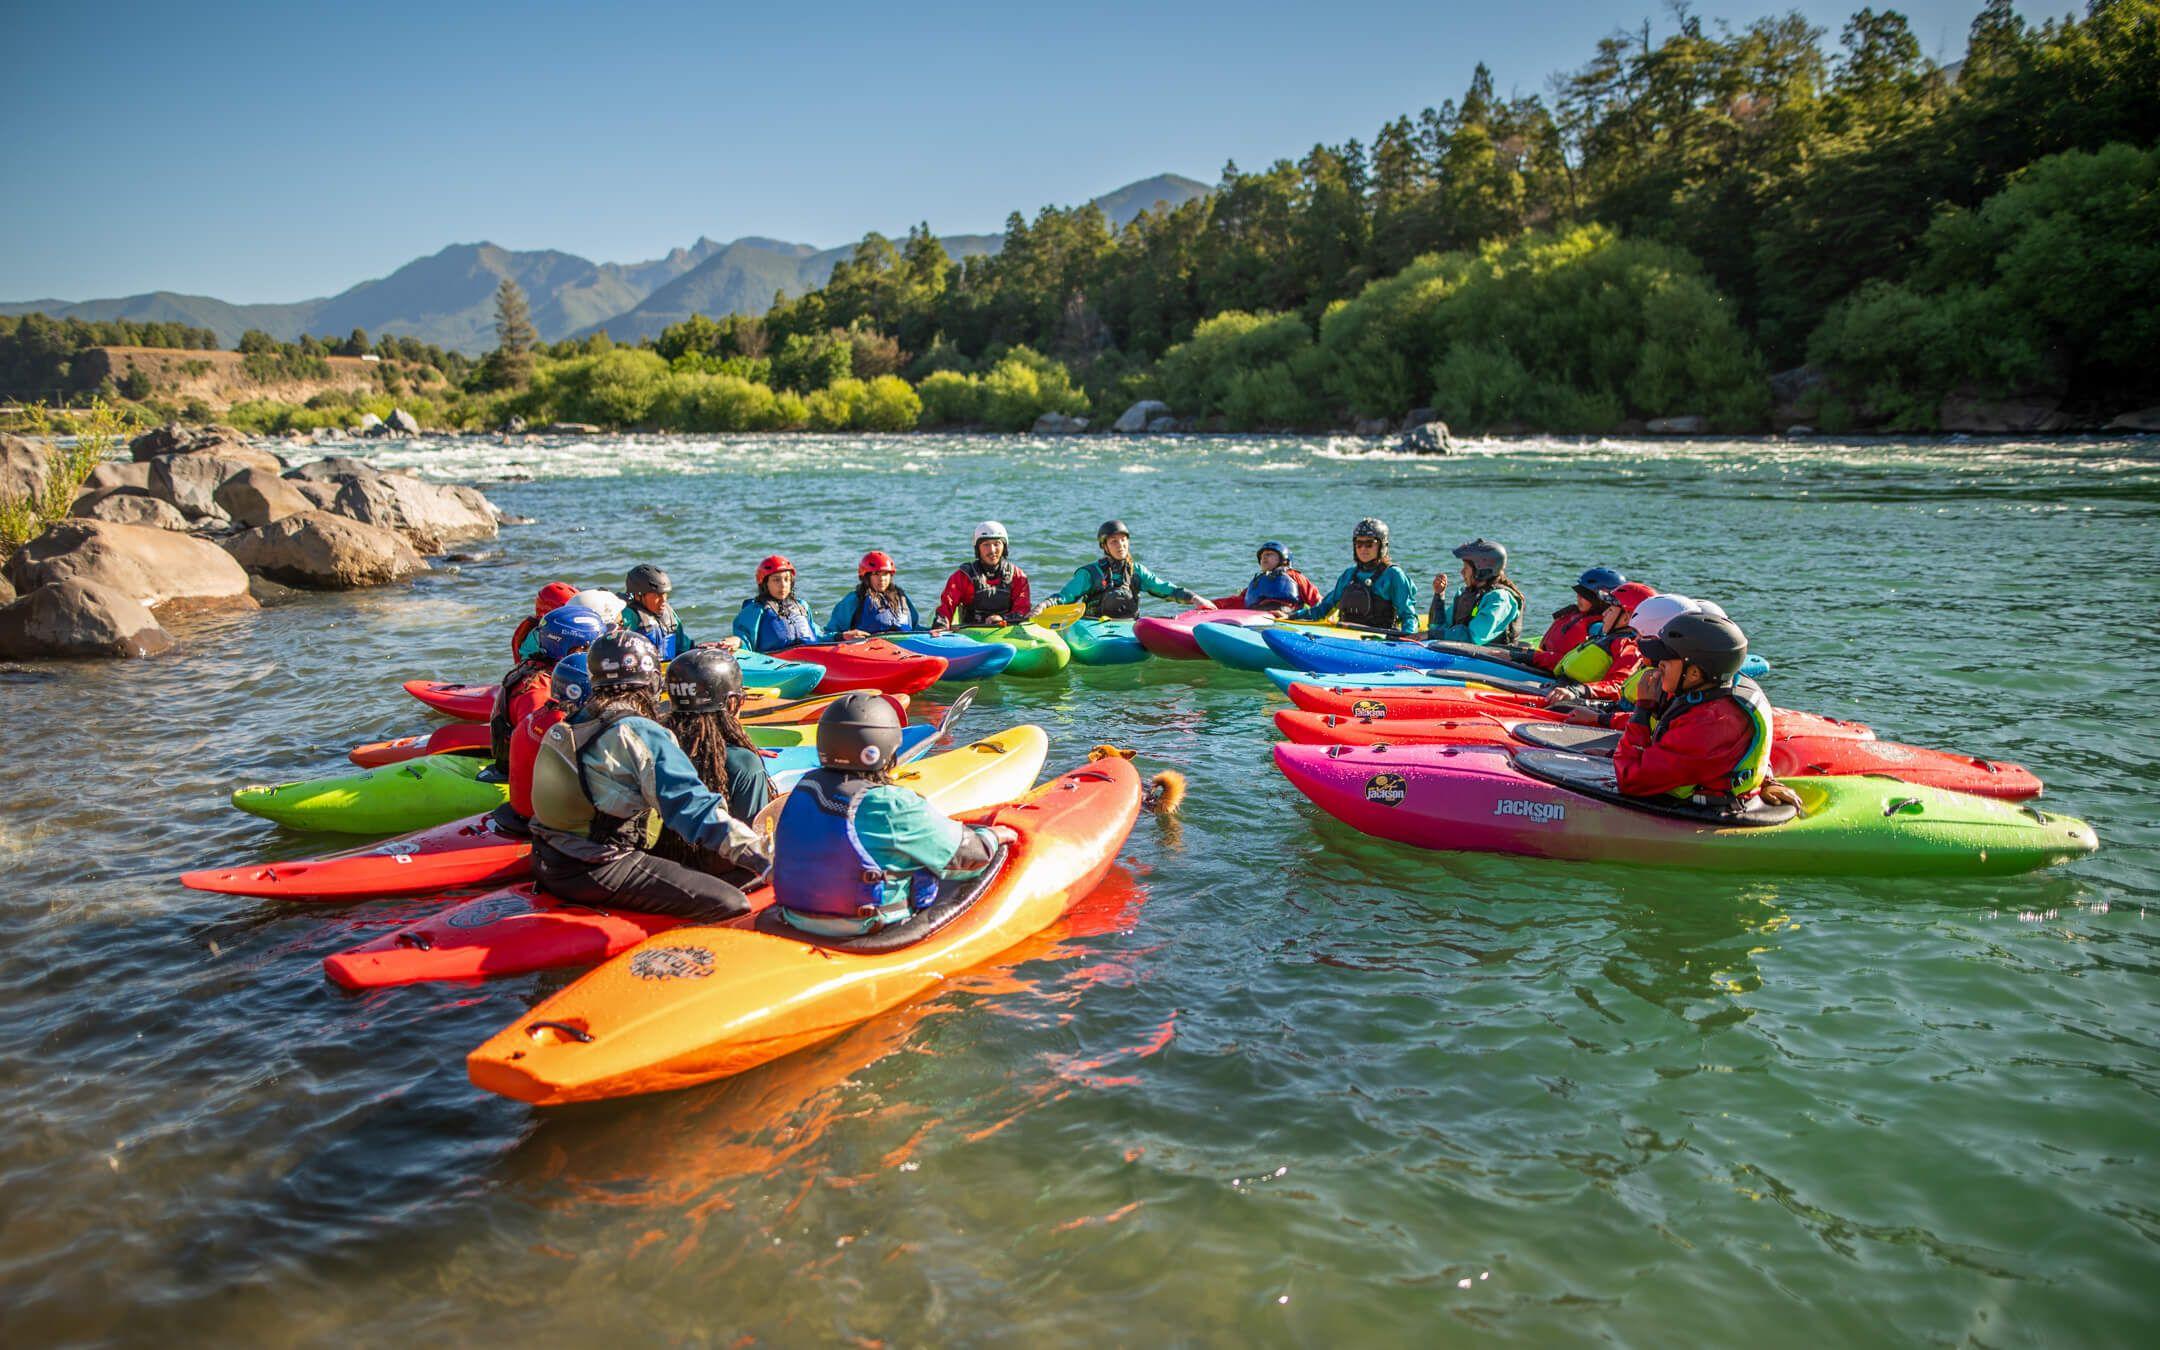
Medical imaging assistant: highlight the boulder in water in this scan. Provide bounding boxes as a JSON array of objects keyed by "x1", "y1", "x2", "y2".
[
  {"x1": 1647, "y1": 415, "x2": 1709, "y2": 434},
  {"x1": 285, "y1": 455, "x2": 389, "y2": 483},
  {"x1": 2106, "y1": 407, "x2": 2160, "y2": 433},
  {"x1": 0, "y1": 579, "x2": 173, "y2": 659},
  {"x1": 5, "y1": 519, "x2": 252, "y2": 611},
  {"x1": 1397, "y1": 422, "x2": 1454, "y2": 455},
  {"x1": 1147, "y1": 416, "x2": 1181, "y2": 434},
  {"x1": 1032, "y1": 412, "x2": 1088, "y2": 435},
  {"x1": 1938, "y1": 389, "x2": 2070, "y2": 434},
  {"x1": 214, "y1": 467, "x2": 313, "y2": 528},
  {"x1": 70, "y1": 487, "x2": 193, "y2": 530},
  {"x1": 3, "y1": 432, "x2": 56, "y2": 504},
  {"x1": 224, "y1": 509, "x2": 428, "y2": 589},
  {"x1": 1113, "y1": 400, "x2": 1171, "y2": 434},
  {"x1": 1402, "y1": 407, "x2": 1443, "y2": 431},
  {"x1": 386, "y1": 408, "x2": 421, "y2": 435},
  {"x1": 150, "y1": 453, "x2": 267, "y2": 518},
  {"x1": 1353, "y1": 417, "x2": 1392, "y2": 437},
  {"x1": 331, "y1": 474, "x2": 499, "y2": 552},
  {"x1": 81, "y1": 460, "x2": 153, "y2": 495}
]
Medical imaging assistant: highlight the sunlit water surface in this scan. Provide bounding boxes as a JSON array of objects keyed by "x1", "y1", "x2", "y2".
[{"x1": 2, "y1": 433, "x2": 2155, "y2": 1344}]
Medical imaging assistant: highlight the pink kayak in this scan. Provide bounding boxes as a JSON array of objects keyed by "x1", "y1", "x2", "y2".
[{"x1": 1132, "y1": 608, "x2": 1278, "y2": 660}]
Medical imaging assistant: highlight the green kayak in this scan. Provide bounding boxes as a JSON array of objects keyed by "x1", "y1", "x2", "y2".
[
  {"x1": 955, "y1": 622, "x2": 1070, "y2": 677},
  {"x1": 233, "y1": 755, "x2": 508, "y2": 834}
]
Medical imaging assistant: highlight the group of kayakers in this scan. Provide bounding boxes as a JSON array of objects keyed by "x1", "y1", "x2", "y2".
[{"x1": 477, "y1": 514, "x2": 1792, "y2": 933}]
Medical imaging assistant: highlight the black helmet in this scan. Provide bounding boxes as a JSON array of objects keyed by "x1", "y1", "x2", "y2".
[
  {"x1": 1639, "y1": 612, "x2": 1748, "y2": 679},
  {"x1": 664, "y1": 647, "x2": 742, "y2": 713},
  {"x1": 1097, "y1": 519, "x2": 1130, "y2": 544},
  {"x1": 625, "y1": 563, "x2": 671, "y2": 596},
  {"x1": 816, "y1": 691, "x2": 906, "y2": 772},
  {"x1": 585, "y1": 630, "x2": 663, "y2": 692},
  {"x1": 1352, "y1": 517, "x2": 1389, "y2": 546},
  {"x1": 1452, "y1": 537, "x2": 1507, "y2": 581}
]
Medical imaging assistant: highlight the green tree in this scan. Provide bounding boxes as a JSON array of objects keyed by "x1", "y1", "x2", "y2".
[{"x1": 485, "y1": 277, "x2": 537, "y2": 389}]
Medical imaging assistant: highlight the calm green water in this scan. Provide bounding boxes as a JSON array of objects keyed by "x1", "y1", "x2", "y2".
[{"x1": 1, "y1": 433, "x2": 2155, "y2": 1345}]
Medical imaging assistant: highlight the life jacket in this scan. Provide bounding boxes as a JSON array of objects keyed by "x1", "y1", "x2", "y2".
[
  {"x1": 508, "y1": 705, "x2": 565, "y2": 818},
  {"x1": 770, "y1": 768, "x2": 938, "y2": 935},
  {"x1": 1243, "y1": 567, "x2": 1301, "y2": 610},
  {"x1": 1646, "y1": 676, "x2": 1774, "y2": 804},
  {"x1": 852, "y1": 586, "x2": 916, "y2": 634},
  {"x1": 1554, "y1": 623, "x2": 1634, "y2": 685},
  {"x1": 509, "y1": 615, "x2": 538, "y2": 664},
  {"x1": 1540, "y1": 606, "x2": 1596, "y2": 659},
  {"x1": 960, "y1": 561, "x2": 1016, "y2": 624},
  {"x1": 1448, "y1": 579, "x2": 1526, "y2": 644},
  {"x1": 1617, "y1": 664, "x2": 1655, "y2": 705},
  {"x1": 751, "y1": 596, "x2": 817, "y2": 650},
  {"x1": 624, "y1": 599, "x2": 684, "y2": 659},
  {"x1": 1335, "y1": 566, "x2": 1400, "y2": 628},
  {"x1": 1082, "y1": 559, "x2": 1141, "y2": 619},
  {"x1": 490, "y1": 658, "x2": 551, "y2": 771},
  {"x1": 528, "y1": 712, "x2": 661, "y2": 861}
]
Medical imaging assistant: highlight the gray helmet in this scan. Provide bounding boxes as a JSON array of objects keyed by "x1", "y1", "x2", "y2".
[
  {"x1": 1639, "y1": 613, "x2": 1748, "y2": 679},
  {"x1": 585, "y1": 630, "x2": 662, "y2": 692},
  {"x1": 626, "y1": 563, "x2": 671, "y2": 596},
  {"x1": 1097, "y1": 519, "x2": 1130, "y2": 545},
  {"x1": 664, "y1": 648, "x2": 742, "y2": 713},
  {"x1": 1352, "y1": 517, "x2": 1389, "y2": 547},
  {"x1": 815, "y1": 691, "x2": 906, "y2": 772},
  {"x1": 1452, "y1": 537, "x2": 1507, "y2": 581}
]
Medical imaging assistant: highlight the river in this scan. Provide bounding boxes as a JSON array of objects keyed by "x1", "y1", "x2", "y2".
[{"x1": 1, "y1": 432, "x2": 2154, "y2": 1344}]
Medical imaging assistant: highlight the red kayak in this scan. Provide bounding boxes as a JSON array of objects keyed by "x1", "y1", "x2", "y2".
[
  {"x1": 1132, "y1": 607, "x2": 1276, "y2": 660},
  {"x1": 404, "y1": 679, "x2": 495, "y2": 721},
  {"x1": 1273, "y1": 709, "x2": 2042, "y2": 800},
  {"x1": 1283, "y1": 680, "x2": 1877, "y2": 742},
  {"x1": 350, "y1": 722, "x2": 491, "y2": 768},
  {"x1": 179, "y1": 812, "x2": 532, "y2": 900},
  {"x1": 777, "y1": 639, "x2": 946, "y2": 695},
  {"x1": 322, "y1": 884, "x2": 700, "y2": 989}
]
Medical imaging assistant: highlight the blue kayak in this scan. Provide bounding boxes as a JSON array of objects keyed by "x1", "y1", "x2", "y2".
[
  {"x1": 888, "y1": 630, "x2": 1016, "y2": 679},
  {"x1": 1263, "y1": 666, "x2": 1550, "y2": 695},
  {"x1": 1260, "y1": 627, "x2": 1547, "y2": 684},
  {"x1": 1190, "y1": 621, "x2": 1280, "y2": 671},
  {"x1": 736, "y1": 651, "x2": 826, "y2": 698},
  {"x1": 1065, "y1": 619, "x2": 1150, "y2": 666}
]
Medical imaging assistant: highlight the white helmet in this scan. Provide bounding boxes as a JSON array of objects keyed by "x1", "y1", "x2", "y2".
[
  {"x1": 1692, "y1": 599, "x2": 1728, "y2": 620},
  {"x1": 1631, "y1": 594, "x2": 1697, "y2": 640},
  {"x1": 972, "y1": 520, "x2": 1008, "y2": 544},
  {"x1": 570, "y1": 587, "x2": 628, "y2": 627}
]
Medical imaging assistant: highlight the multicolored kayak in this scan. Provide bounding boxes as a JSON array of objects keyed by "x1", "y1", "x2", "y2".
[
  {"x1": 321, "y1": 726, "x2": 1052, "y2": 989},
  {"x1": 1280, "y1": 679, "x2": 1878, "y2": 741},
  {"x1": 350, "y1": 719, "x2": 821, "y2": 768},
  {"x1": 953, "y1": 623, "x2": 1070, "y2": 677},
  {"x1": 232, "y1": 754, "x2": 508, "y2": 835},
  {"x1": 466, "y1": 754, "x2": 1141, "y2": 1104},
  {"x1": 888, "y1": 630, "x2": 1016, "y2": 679},
  {"x1": 776, "y1": 639, "x2": 947, "y2": 694},
  {"x1": 1273, "y1": 710, "x2": 2044, "y2": 800},
  {"x1": 1063, "y1": 619, "x2": 1150, "y2": 666},
  {"x1": 1132, "y1": 608, "x2": 1276, "y2": 660},
  {"x1": 1275, "y1": 742, "x2": 2095, "y2": 877}
]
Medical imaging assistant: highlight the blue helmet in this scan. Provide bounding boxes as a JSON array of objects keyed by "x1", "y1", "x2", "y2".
[
  {"x1": 538, "y1": 604, "x2": 607, "y2": 662},
  {"x1": 548, "y1": 652, "x2": 592, "y2": 712},
  {"x1": 1258, "y1": 540, "x2": 1292, "y2": 566},
  {"x1": 1575, "y1": 566, "x2": 1626, "y2": 603}
]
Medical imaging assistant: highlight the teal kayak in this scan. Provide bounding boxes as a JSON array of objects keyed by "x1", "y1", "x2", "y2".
[{"x1": 1064, "y1": 619, "x2": 1150, "y2": 666}]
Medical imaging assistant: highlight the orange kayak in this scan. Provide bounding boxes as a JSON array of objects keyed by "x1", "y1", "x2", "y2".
[{"x1": 467, "y1": 755, "x2": 1142, "y2": 1105}]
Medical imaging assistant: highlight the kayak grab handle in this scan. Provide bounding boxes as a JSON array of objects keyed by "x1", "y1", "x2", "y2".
[
  {"x1": 1882, "y1": 797, "x2": 1924, "y2": 817},
  {"x1": 396, "y1": 932, "x2": 434, "y2": 950},
  {"x1": 526, "y1": 1019, "x2": 593, "y2": 1043}
]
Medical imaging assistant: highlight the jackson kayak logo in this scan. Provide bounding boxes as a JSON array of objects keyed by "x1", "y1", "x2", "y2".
[
  {"x1": 446, "y1": 892, "x2": 535, "y2": 928},
  {"x1": 1351, "y1": 698, "x2": 1389, "y2": 719},
  {"x1": 630, "y1": 945, "x2": 715, "y2": 981},
  {"x1": 1364, "y1": 773, "x2": 1407, "y2": 806},
  {"x1": 1494, "y1": 798, "x2": 1567, "y2": 824},
  {"x1": 373, "y1": 840, "x2": 422, "y2": 857}
]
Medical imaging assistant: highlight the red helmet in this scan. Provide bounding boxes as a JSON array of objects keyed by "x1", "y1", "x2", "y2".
[
  {"x1": 858, "y1": 550, "x2": 896, "y2": 576},
  {"x1": 755, "y1": 555, "x2": 795, "y2": 585},
  {"x1": 534, "y1": 581, "x2": 580, "y2": 617},
  {"x1": 1611, "y1": 581, "x2": 1659, "y2": 612}
]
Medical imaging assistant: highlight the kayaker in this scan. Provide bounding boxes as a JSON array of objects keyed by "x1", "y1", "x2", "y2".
[
  {"x1": 1614, "y1": 612, "x2": 1799, "y2": 809},
  {"x1": 1550, "y1": 592, "x2": 1698, "y2": 725},
  {"x1": 1530, "y1": 567, "x2": 1624, "y2": 671},
  {"x1": 569, "y1": 587, "x2": 628, "y2": 629},
  {"x1": 490, "y1": 604, "x2": 606, "y2": 777},
  {"x1": 1287, "y1": 518, "x2": 1418, "y2": 632},
  {"x1": 1056, "y1": 520, "x2": 1214, "y2": 619},
  {"x1": 1545, "y1": 581, "x2": 1658, "y2": 702},
  {"x1": 1427, "y1": 538, "x2": 1526, "y2": 644},
  {"x1": 621, "y1": 563, "x2": 692, "y2": 659},
  {"x1": 1213, "y1": 540, "x2": 1321, "y2": 612},
  {"x1": 651, "y1": 647, "x2": 772, "y2": 880},
  {"x1": 495, "y1": 651, "x2": 591, "y2": 838},
  {"x1": 733, "y1": 555, "x2": 828, "y2": 652},
  {"x1": 829, "y1": 551, "x2": 922, "y2": 638},
  {"x1": 511, "y1": 581, "x2": 580, "y2": 662},
  {"x1": 527, "y1": 631, "x2": 769, "y2": 921},
  {"x1": 937, "y1": 520, "x2": 1033, "y2": 628},
  {"x1": 770, "y1": 691, "x2": 1019, "y2": 936}
]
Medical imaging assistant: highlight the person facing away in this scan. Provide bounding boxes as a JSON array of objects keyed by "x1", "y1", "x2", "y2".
[
  {"x1": 732, "y1": 555, "x2": 827, "y2": 652},
  {"x1": 1426, "y1": 537, "x2": 1526, "y2": 645},
  {"x1": 1614, "y1": 612, "x2": 1799, "y2": 809},
  {"x1": 1532, "y1": 567, "x2": 1625, "y2": 670},
  {"x1": 1213, "y1": 539, "x2": 1322, "y2": 612},
  {"x1": 1056, "y1": 519, "x2": 1214, "y2": 619},
  {"x1": 937, "y1": 520, "x2": 1033, "y2": 627},
  {"x1": 527, "y1": 631, "x2": 771, "y2": 921},
  {"x1": 648, "y1": 647, "x2": 772, "y2": 881},
  {"x1": 489, "y1": 603, "x2": 606, "y2": 778},
  {"x1": 496, "y1": 650, "x2": 592, "y2": 839},
  {"x1": 511, "y1": 581, "x2": 581, "y2": 662},
  {"x1": 829, "y1": 551, "x2": 923, "y2": 637},
  {"x1": 770, "y1": 691, "x2": 1018, "y2": 937},
  {"x1": 620, "y1": 563, "x2": 692, "y2": 660},
  {"x1": 1287, "y1": 517, "x2": 1418, "y2": 633}
]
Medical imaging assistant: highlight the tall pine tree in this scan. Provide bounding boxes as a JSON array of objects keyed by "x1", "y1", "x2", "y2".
[{"x1": 486, "y1": 278, "x2": 536, "y2": 389}]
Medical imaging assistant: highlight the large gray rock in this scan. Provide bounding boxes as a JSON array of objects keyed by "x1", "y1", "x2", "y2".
[
  {"x1": 2, "y1": 432, "x2": 52, "y2": 503},
  {"x1": 285, "y1": 455, "x2": 389, "y2": 483},
  {"x1": 214, "y1": 467, "x2": 313, "y2": 528},
  {"x1": 1147, "y1": 416, "x2": 1180, "y2": 434},
  {"x1": 6, "y1": 519, "x2": 252, "y2": 610},
  {"x1": 386, "y1": 408, "x2": 421, "y2": 435},
  {"x1": 331, "y1": 474, "x2": 498, "y2": 552},
  {"x1": 1647, "y1": 415, "x2": 1709, "y2": 434},
  {"x1": 70, "y1": 487, "x2": 193, "y2": 531},
  {"x1": 1352, "y1": 416, "x2": 1392, "y2": 437},
  {"x1": 2104, "y1": 407, "x2": 2160, "y2": 433},
  {"x1": 0, "y1": 579, "x2": 172, "y2": 659},
  {"x1": 149, "y1": 453, "x2": 265, "y2": 518},
  {"x1": 126, "y1": 423, "x2": 268, "y2": 465},
  {"x1": 1938, "y1": 389, "x2": 2071, "y2": 434},
  {"x1": 224, "y1": 510, "x2": 428, "y2": 590},
  {"x1": 1402, "y1": 407, "x2": 1444, "y2": 431},
  {"x1": 291, "y1": 479, "x2": 343, "y2": 510},
  {"x1": 1112, "y1": 400, "x2": 1171, "y2": 434},
  {"x1": 1397, "y1": 422, "x2": 1454, "y2": 455},
  {"x1": 81, "y1": 460, "x2": 153, "y2": 495},
  {"x1": 1031, "y1": 412, "x2": 1088, "y2": 436},
  {"x1": 357, "y1": 413, "x2": 385, "y2": 436}
]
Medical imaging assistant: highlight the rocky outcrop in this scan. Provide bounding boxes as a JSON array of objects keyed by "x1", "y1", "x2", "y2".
[
  {"x1": 1397, "y1": 422, "x2": 1454, "y2": 455},
  {"x1": 291, "y1": 479, "x2": 343, "y2": 510},
  {"x1": 149, "y1": 453, "x2": 266, "y2": 519},
  {"x1": 0, "y1": 569, "x2": 13, "y2": 605},
  {"x1": 537, "y1": 422, "x2": 603, "y2": 436},
  {"x1": 0, "y1": 579, "x2": 172, "y2": 659},
  {"x1": 1647, "y1": 415, "x2": 1709, "y2": 434},
  {"x1": 80, "y1": 460, "x2": 153, "y2": 495},
  {"x1": 387, "y1": 408, "x2": 421, "y2": 435},
  {"x1": 213, "y1": 468, "x2": 313, "y2": 528},
  {"x1": 2, "y1": 432, "x2": 53, "y2": 502},
  {"x1": 285, "y1": 455, "x2": 395, "y2": 483},
  {"x1": 224, "y1": 510, "x2": 428, "y2": 589},
  {"x1": 2107, "y1": 407, "x2": 2160, "y2": 433},
  {"x1": 1769, "y1": 366, "x2": 1827, "y2": 426},
  {"x1": 69, "y1": 487, "x2": 193, "y2": 530},
  {"x1": 1938, "y1": 389, "x2": 2072, "y2": 434},
  {"x1": 128, "y1": 423, "x2": 279, "y2": 473},
  {"x1": 331, "y1": 474, "x2": 498, "y2": 552},
  {"x1": 1113, "y1": 400, "x2": 1171, "y2": 434},
  {"x1": 1402, "y1": 407, "x2": 1444, "y2": 431},
  {"x1": 6, "y1": 519, "x2": 251, "y2": 611},
  {"x1": 357, "y1": 413, "x2": 384, "y2": 436},
  {"x1": 1147, "y1": 416, "x2": 1180, "y2": 433},
  {"x1": 1032, "y1": 412, "x2": 1088, "y2": 435},
  {"x1": 501, "y1": 415, "x2": 529, "y2": 435}
]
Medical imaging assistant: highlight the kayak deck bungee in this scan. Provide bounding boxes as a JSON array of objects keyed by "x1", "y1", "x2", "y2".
[
  {"x1": 1279, "y1": 679, "x2": 1878, "y2": 741},
  {"x1": 776, "y1": 638, "x2": 948, "y2": 695},
  {"x1": 321, "y1": 726, "x2": 1052, "y2": 987},
  {"x1": 888, "y1": 630, "x2": 1017, "y2": 679},
  {"x1": 1272, "y1": 709, "x2": 2044, "y2": 800},
  {"x1": 232, "y1": 754, "x2": 508, "y2": 835},
  {"x1": 465, "y1": 754, "x2": 1141, "y2": 1105},
  {"x1": 953, "y1": 622, "x2": 1070, "y2": 677},
  {"x1": 1132, "y1": 608, "x2": 1277, "y2": 661},
  {"x1": 1273, "y1": 741, "x2": 2094, "y2": 877},
  {"x1": 1063, "y1": 619, "x2": 1151, "y2": 666}
]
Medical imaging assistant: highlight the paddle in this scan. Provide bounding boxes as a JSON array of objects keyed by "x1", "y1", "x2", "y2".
[
  {"x1": 750, "y1": 686, "x2": 978, "y2": 846},
  {"x1": 1031, "y1": 602, "x2": 1086, "y2": 631}
]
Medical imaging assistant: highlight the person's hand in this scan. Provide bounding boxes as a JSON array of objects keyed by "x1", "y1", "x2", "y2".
[
  {"x1": 1190, "y1": 596, "x2": 1218, "y2": 610},
  {"x1": 841, "y1": 629, "x2": 869, "y2": 641},
  {"x1": 1760, "y1": 779, "x2": 1802, "y2": 808},
  {"x1": 990, "y1": 824, "x2": 1021, "y2": 848},
  {"x1": 1564, "y1": 706, "x2": 1605, "y2": 726},
  {"x1": 716, "y1": 636, "x2": 742, "y2": 653},
  {"x1": 1432, "y1": 572, "x2": 1449, "y2": 596},
  {"x1": 1542, "y1": 684, "x2": 1584, "y2": 707}
]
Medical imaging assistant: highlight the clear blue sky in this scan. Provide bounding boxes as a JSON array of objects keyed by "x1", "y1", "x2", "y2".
[{"x1": 1, "y1": 0, "x2": 2008, "y2": 303}]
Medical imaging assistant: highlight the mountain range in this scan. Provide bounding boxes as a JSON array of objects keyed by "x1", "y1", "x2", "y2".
[{"x1": 1, "y1": 174, "x2": 1210, "y2": 353}]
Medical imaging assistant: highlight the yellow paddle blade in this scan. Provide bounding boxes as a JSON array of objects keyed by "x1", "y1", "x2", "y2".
[{"x1": 1033, "y1": 601, "x2": 1086, "y2": 631}]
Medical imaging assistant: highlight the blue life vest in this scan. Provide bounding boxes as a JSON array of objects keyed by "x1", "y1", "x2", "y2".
[
  {"x1": 771, "y1": 769, "x2": 937, "y2": 934},
  {"x1": 751, "y1": 597, "x2": 817, "y2": 651},
  {"x1": 1243, "y1": 568, "x2": 1300, "y2": 608},
  {"x1": 851, "y1": 587, "x2": 916, "y2": 634},
  {"x1": 624, "y1": 600, "x2": 685, "y2": 659}
]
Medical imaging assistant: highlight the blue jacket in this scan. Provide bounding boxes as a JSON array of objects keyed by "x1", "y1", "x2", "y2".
[
  {"x1": 828, "y1": 588, "x2": 922, "y2": 635},
  {"x1": 1426, "y1": 587, "x2": 1523, "y2": 644},
  {"x1": 620, "y1": 596, "x2": 692, "y2": 660},
  {"x1": 1291, "y1": 563, "x2": 1419, "y2": 633},
  {"x1": 732, "y1": 596, "x2": 825, "y2": 652}
]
